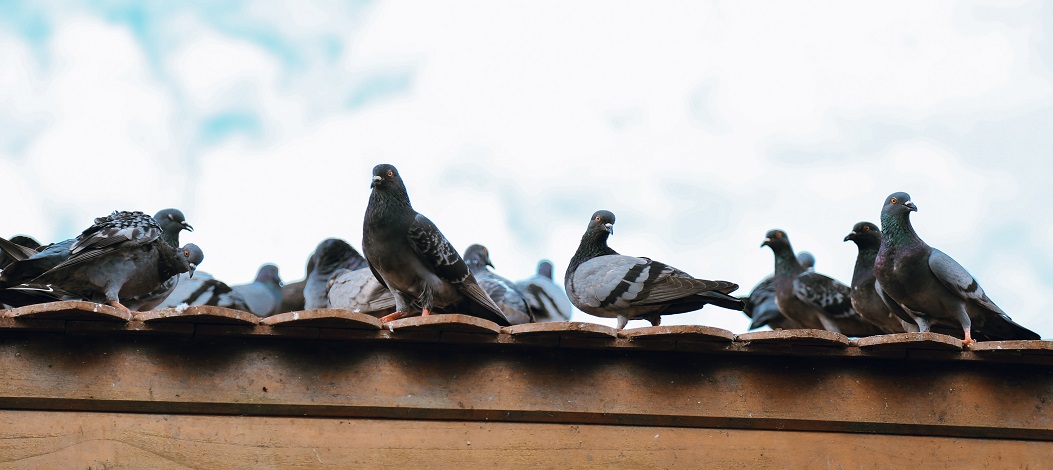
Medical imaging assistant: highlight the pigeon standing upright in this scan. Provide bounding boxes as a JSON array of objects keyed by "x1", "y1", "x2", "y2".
[
  {"x1": 873, "y1": 192, "x2": 1039, "y2": 343},
  {"x1": 124, "y1": 209, "x2": 196, "y2": 311},
  {"x1": 844, "y1": 222, "x2": 912, "y2": 334},
  {"x1": 565, "y1": 210, "x2": 744, "y2": 330},
  {"x1": 462, "y1": 244, "x2": 533, "y2": 325},
  {"x1": 1, "y1": 211, "x2": 201, "y2": 311},
  {"x1": 361, "y1": 164, "x2": 510, "y2": 325},
  {"x1": 515, "y1": 260, "x2": 573, "y2": 322},
  {"x1": 740, "y1": 251, "x2": 815, "y2": 331},
  {"x1": 303, "y1": 238, "x2": 369, "y2": 310},
  {"x1": 762, "y1": 229, "x2": 883, "y2": 336}
]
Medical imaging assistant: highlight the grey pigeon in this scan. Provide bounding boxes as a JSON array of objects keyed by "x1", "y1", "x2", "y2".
[
  {"x1": 0, "y1": 235, "x2": 40, "y2": 269},
  {"x1": 124, "y1": 209, "x2": 197, "y2": 311},
  {"x1": 362, "y1": 164, "x2": 509, "y2": 325},
  {"x1": 873, "y1": 192, "x2": 1039, "y2": 343},
  {"x1": 515, "y1": 260, "x2": 573, "y2": 322},
  {"x1": 565, "y1": 210, "x2": 744, "y2": 330},
  {"x1": 325, "y1": 267, "x2": 395, "y2": 315},
  {"x1": 741, "y1": 251, "x2": 815, "y2": 331},
  {"x1": 762, "y1": 229, "x2": 883, "y2": 336},
  {"x1": 844, "y1": 222, "x2": 913, "y2": 334},
  {"x1": 303, "y1": 238, "x2": 369, "y2": 310},
  {"x1": 1, "y1": 211, "x2": 201, "y2": 311},
  {"x1": 156, "y1": 270, "x2": 246, "y2": 310},
  {"x1": 232, "y1": 264, "x2": 284, "y2": 317},
  {"x1": 280, "y1": 247, "x2": 316, "y2": 313},
  {"x1": 463, "y1": 244, "x2": 534, "y2": 325}
]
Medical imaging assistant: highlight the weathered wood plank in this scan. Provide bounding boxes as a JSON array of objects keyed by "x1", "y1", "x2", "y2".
[{"x1": 0, "y1": 411, "x2": 1047, "y2": 469}]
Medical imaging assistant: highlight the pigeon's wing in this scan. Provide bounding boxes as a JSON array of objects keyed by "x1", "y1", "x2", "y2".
[
  {"x1": 0, "y1": 236, "x2": 40, "y2": 262},
  {"x1": 47, "y1": 212, "x2": 162, "y2": 273},
  {"x1": 572, "y1": 255, "x2": 732, "y2": 309},
  {"x1": 792, "y1": 272, "x2": 855, "y2": 319},
  {"x1": 406, "y1": 213, "x2": 471, "y2": 284},
  {"x1": 873, "y1": 280, "x2": 918, "y2": 326},
  {"x1": 928, "y1": 249, "x2": 1004, "y2": 314},
  {"x1": 743, "y1": 278, "x2": 784, "y2": 329}
]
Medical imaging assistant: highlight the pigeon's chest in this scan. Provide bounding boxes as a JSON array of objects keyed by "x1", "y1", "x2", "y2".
[{"x1": 876, "y1": 249, "x2": 932, "y2": 300}]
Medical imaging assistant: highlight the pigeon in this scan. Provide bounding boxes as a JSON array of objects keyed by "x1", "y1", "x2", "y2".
[
  {"x1": 873, "y1": 192, "x2": 1039, "y2": 344},
  {"x1": 303, "y1": 238, "x2": 369, "y2": 310},
  {"x1": 565, "y1": 210, "x2": 744, "y2": 329},
  {"x1": 844, "y1": 222, "x2": 913, "y2": 334},
  {"x1": 462, "y1": 244, "x2": 534, "y2": 325},
  {"x1": 740, "y1": 251, "x2": 815, "y2": 331},
  {"x1": 326, "y1": 267, "x2": 395, "y2": 315},
  {"x1": 158, "y1": 264, "x2": 283, "y2": 317},
  {"x1": 1, "y1": 211, "x2": 202, "y2": 311},
  {"x1": 123, "y1": 209, "x2": 197, "y2": 311},
  {"x1": 0, "y1": 235, "x2": 41, "y2": 269},
  {"x1": 762, "y1": 229, "x2": 883, "y2": 336},
  {"x1": 231, "y1": 264, "x2": 284, "y2": 317},
  {"x1": 280, "y1": 248, "x2": 316, "y2": 313},
  {"x1": 515, "y1": 260, "x2": 573, "y2": 322},
  {"x1": 362, "y1": 164, "x2": 510, "y2": 325}
]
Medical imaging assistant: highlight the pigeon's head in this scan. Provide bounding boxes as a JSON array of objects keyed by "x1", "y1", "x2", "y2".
[
  {"x1": 180, "y1": 243, "x2": 204, "y2": 278},
  {"x1": 760, "y1": 229, "x2": 791, "y2": 250},
  {"x1": 844, "y1": 221, "x2": 881, "y2": 247},
  {"x1": 796, "y1": 251, "x2": 816, "y2": 270},
  {"x1": 313, "y1": 238, "x2": 361, "y2": 270},
  {"x1": 154, "y1": 208, "x2": 193, "y2": 233},
  {"x1": 371, "y1": 163, "x2": 403, "y2": 189},
  {"x1": 587, "y1": 210, "x2": 616, "y2": 236},
  {"x1": 10, "y1": 235, "x2": 41, "y2": 250},
  {"x1": 882, "y1": 192, "x2": 917, "y2": 216},
  {"x1": 463, "y1": 244, "x2": 494, "y2": 270},
  {"x1": 537, "y1": 260, "x2": 554, "y2": 279},
  {"x1": 255, "y1": 264, "x2": 283, "y2": 287}
]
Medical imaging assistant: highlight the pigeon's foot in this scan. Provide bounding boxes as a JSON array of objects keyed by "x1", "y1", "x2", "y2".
[
  {"x1": 106, "y1": 300, "x2": 132, "y2": 313},
  {"x1": 421, "y1": 307, "x2": 432, "y2": 317},
  {"x1": 379, "y1": 311, "x2": 411, "y2": 323},
  {"x1": 962, "y1": 329, "x2": 976, "y2": 346}
]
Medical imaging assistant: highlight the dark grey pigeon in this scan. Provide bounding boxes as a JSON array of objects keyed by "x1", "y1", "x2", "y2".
[
  {"x1": 303, "y1": 238, "x2": 369, "y2": 310},
  {"x1": 741, "y1": 251, "x2": 815, "y2": 331},
  {"x1": 874, "y1": 192, "x2": 1039, "y2": 343},
  {"x1": 280, "y1": 247, "x2": 316, "y2": 313},
  {"x1": 762, "y1": 229, "x2": 883, "y2": 336},
  {"x1": 463, "y1": 244, "x2": 534, "y2": 325},
  {"x1": 565, "y1": 210, "x2": 744, "y2": 330},
  {"x1": 515, "y1": 260, "x2": 573, "y2": 322},
  {"x1": 326, "y1": 267, "x2": 395, "y2": 315},
  {"x1": 362, "y1": 164, "x2": 509, "y2": 325},
  {"x1": 0, "y1": 235, "x2": 41, "y2": 269},
  {"x1": 844, "y1": 222, "x2": 913, "y2": 334},
  {"x1": 2, "y1": 211, "x2": 201, "y2": 311},
  {"x1": 124, "y1": 209, "x2": 197, "y2": 311}
]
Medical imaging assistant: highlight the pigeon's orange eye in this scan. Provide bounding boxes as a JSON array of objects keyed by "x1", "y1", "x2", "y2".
[
  {"x1": 184, "y1": 249, "x2": 190, "y2": 257},
  {"x1": 387, "y1": 170, "x2": 394, "y2": 177},
  {"x1": 890, "y1": 197, "x2": 898, "y2": 204},
  {"x1": 595, "y1": 216, "x2": 601, "y2": 221},
  {"x1": 863, "y1": 225, "x2": 870, "y2": 231},
  {"x1": 775, "y1": 232, "x2": 783, "y2": 238}
]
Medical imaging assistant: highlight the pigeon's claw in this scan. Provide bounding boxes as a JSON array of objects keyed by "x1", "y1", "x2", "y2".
[
  {"x1": 107, "y1": 300, "x2": 132, "y2": 313},
  {"x1": 379, "y1": 311, "x2": 411, "y2": 323}
]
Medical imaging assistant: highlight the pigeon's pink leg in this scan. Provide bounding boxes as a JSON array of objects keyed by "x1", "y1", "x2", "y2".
[
  {"x1": 380, "y1": 311, "x2": 411, "y2": 323},
  {"x1": 962, "y1": 328, "x2": 976, "y2": 346},
  {"x1": 106, "y1": 299, "x2": 131, "y2": 313},
  {"x1": 421, "y1": 308, "x2": 432, "y2": 317}
]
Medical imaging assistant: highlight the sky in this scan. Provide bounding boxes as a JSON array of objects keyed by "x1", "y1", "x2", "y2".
[{"x1": 2, "y1": 1, "x2": 1053, "y2": 336}]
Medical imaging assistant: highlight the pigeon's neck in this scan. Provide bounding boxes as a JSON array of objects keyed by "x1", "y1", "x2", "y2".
[
  {"x1": 568, "y1": 232, "x2": 617, "y2": 274},
  {"x1": 771, "y1": 244, "x2": 804, "y2": 277},
  {"x1": 465, "y1": 259, "x2": 491, "y2": 274},
  {"x1": 880, "y1": 212, "x2": 923, "y2": 248},
  {"x1": 160, "y1": 229, "x2": 180, "y2": 248},
  {"x1": 366, "y1": 186, "x2": 414, "y2": 225},
  {"x1": 851, "y1": 245, "x2": 879, "y2": 288}
]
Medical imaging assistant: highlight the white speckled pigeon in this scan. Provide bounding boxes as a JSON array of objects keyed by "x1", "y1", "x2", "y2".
[
  {"x1": 1, "y1": 211, "x2": 201, "y2": 311},
  {"x1": 873, "y1": 192, "x2": 1039, "y2": 343},
  {"x1": 844, "y1": 222, "x2": 913, "y2": 334},
  {"x1": 326, "y1": 267, "x2": 395, "y2": 315},
  {"x1": 158, "y1": 264, "x2": 282, "y2": 317},
  {"x1": 762, "y1": 229, "x2": 883, "y2": 336},
  {"x1": 565, "y1": 210, "x2": 743, "y2": 330},
  {"x1": 362, "y1": 164, "x2": 509, "y2": 325},
  {"x1": 463, "y1": 244, "x2": 534, "y2": 325},
  {"x1": 515, "y1": 260, "x2": 573, "y2": 322},
  {"x1": 124, "y1": 209, "x2": 197, "y2": 311},
  {"x1": 303, "y1": 238, "x2": 369, "y2": 310},
  {"x1": 741, "y1": 251, "x2": 814, "y2": 331}
]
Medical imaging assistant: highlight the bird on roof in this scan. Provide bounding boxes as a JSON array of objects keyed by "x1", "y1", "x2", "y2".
[
  {"x1": 303, "y1": 238, "x2": 369, "y2": 310},
  {"x1": 159, "y1": 264, "x2": 283, "y2": 317},
  {"x1": 0, "y1": 211, "x2": 202, "y2": 311},
  {"x1": 762, "y1": 229, "x2": 883, "y2": 336},
  {"x1": 740, "y1": 251, "x2": 815, "y2": 331},
  {"x1": 463, "y1": 244, "x2": 534, "y2": 325},
  {"x1": 516, "y1": 260, "x2": 573, "y2": 322},
  {"x1": 873, "y1": 192, "x2": 1039, "y2": 344},
  {"x1": 565, "y1": 210, "x2": 744, "y2": 330},
  {"x1": 362, "y1": 164, "x2": 510, "y2": 325},
  {"x1": 326, "y1": 267, "x2": 396, "y2": 315},
  {"x1": 844, "y1": 222, "x2": 912, "y2": 334},
  {"x1": 124, "y1": 209, "x2": 197, "y2": 311},
  {"x1": 0, "y1": 235, "x2": 40, "y2": 269}
]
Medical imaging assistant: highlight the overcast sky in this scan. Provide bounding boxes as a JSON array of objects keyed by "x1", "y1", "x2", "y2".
[{"x1": 2, "y1": 1, "x2": 1052, "y2": 336}]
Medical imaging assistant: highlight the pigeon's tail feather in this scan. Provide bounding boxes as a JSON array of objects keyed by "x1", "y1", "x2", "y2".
[
  {"x1": 748, "y1": 304, "x2": 783, "y2": 330},
  {"x1": 458, "y1": 279, "x2": 512, "y2": 326},
  {"x1": 699, "y1": 290, "x2": 746, "y2": 311},
  {"x1": 0, "y1": 236, "x2": 39, "y2": 263},
  {"x1": 982, "y1": 313, "x2": 1041, "y2": 341}
]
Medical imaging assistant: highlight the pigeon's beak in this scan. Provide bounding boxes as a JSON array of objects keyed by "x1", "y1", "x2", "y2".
[
  {"x1": 603, "y1": 223, "x2": 613, "y2": 235},
  {"x1": 182, "y1": 221, "x2": 194, "y2": 232},
  {"x1": 188, "y1": 264, "x2": 197, "y2": 278},
  {"x1": 371, "y1": 175, "x2": 382, "y2": 188},
  {"x1": 761, "y1": 238, "x2": 771, "y2": 248},
  {"x1": 844, "y1": 232, "x2": 856, "y2": 242},
  {"x1": 904, "y1": 200, "x2": 917, "y2": 212}
]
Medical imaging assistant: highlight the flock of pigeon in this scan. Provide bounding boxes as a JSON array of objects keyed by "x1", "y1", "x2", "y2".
[{"x1": 0, "y1": 165, "x2": 1040, "y2": 344}]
